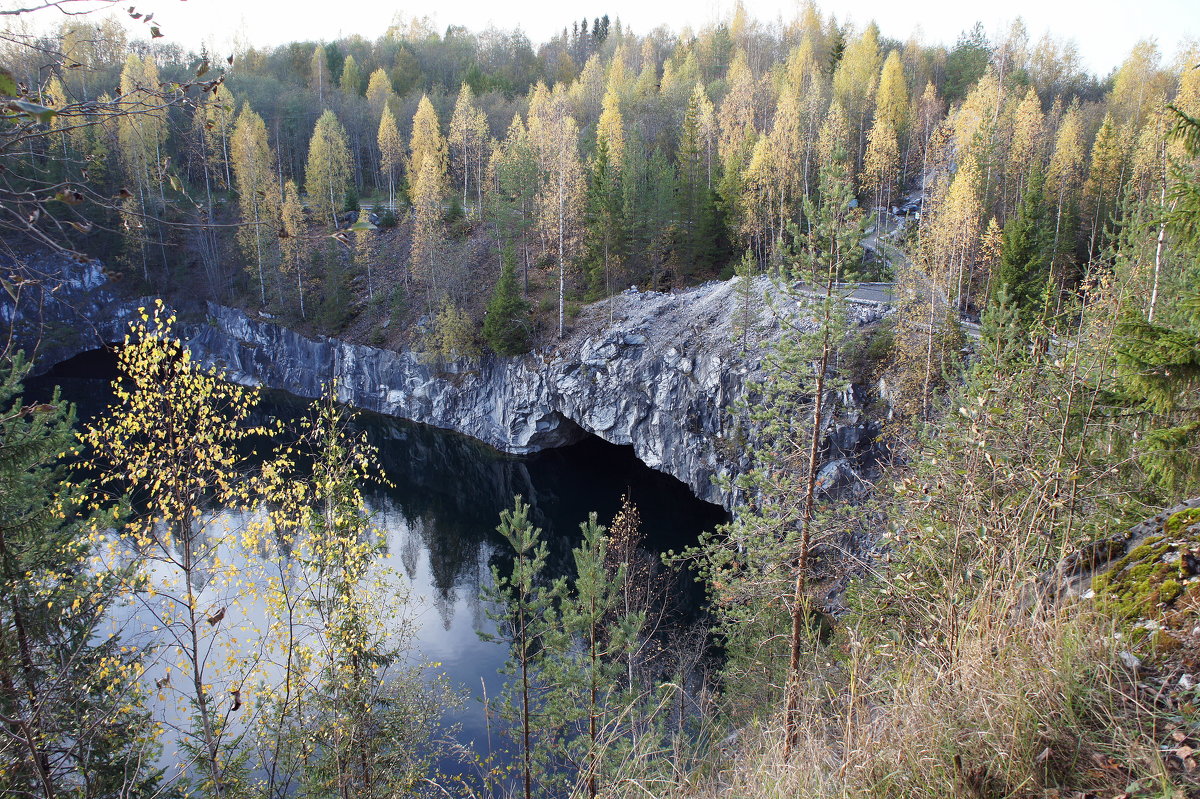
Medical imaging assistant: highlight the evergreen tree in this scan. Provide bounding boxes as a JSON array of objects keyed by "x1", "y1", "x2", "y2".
[
  {"x1": 944, "y1": 23, "x2": 991, "y2": 102},
  {"x1": 483, "y1": 498, "x2": 560, "y2": 799},
  {"x1": 992, "y1": 166, "x2": 1052, "y2": 325},
  {"x1": 733, "y1": 248, "x2": 761, "y2": 352},
  {"x1": 483, "y1": 247, "x2": 532, "y2": 356},
  {"x1": 1046, "y1": 102, "x2": 1086, "y2": 292},
  {"x1": 1111, "y1": 106, "x2": 1200, "y2": 492},
  {"x1": 550, "y1": 513, "x2": 646, "y2": 799},
  {"x1": 487, "y1": 117, "x2": 540, "y2": 291},
  {"x1": 0, "y1": 356, "x2": 159, "y2": 798},
  {"x1": 677, "y1": 84, "x2": 718, "y2": 265}
]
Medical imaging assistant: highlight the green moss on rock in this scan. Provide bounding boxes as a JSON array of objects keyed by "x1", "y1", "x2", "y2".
[
  {"x1": 1093, "y1": 518, "x2": 1199, "y2": 624},
  {"x1": 1165, "y1": 506, "x2": 1200, "y2": 537}
]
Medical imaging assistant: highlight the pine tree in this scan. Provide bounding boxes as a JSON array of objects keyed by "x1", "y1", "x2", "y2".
[
  {"x1": 584, "y1": 123, "x2": 625, "y2": 299},
  {"x1": 483, "y1": 497, "x2": 560, "y2": 799},
  {"x1": 1111, "y1": 106, "x2": 1200, "y2": 492},
  {"x1": 692, "y1": 157, "x2": 862, "y2": 754},
  {"x1": 944, "y1": 23, "x2": 991, "y2": 102},
  {"x1": 677, "y1": 84, "x2": 719, "y2": 264},
  {"x1": 1, "y1": 356, "x2": 159, "y2": 798},
  {"x1": 552, "y1": 513, "x2": 645, "y2": 799},
  {"x1": 487, "y1": 117, "x2": 540, "y2": 290},
  {"x1": 623, "y1": 136, "x2": 677, "y2": 289},
  {"x1": 733, "y1": 248, "x2": 760, "y2": 352}
]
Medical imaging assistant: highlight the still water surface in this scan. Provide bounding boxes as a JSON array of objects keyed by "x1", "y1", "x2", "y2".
[{"x1": 28, "y1": 349, "x2": 727, "y2": 779}]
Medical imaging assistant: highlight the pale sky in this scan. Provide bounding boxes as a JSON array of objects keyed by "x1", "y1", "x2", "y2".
[{"x1": 13, "y1": 0, "x2": 1200, "y2": 76}]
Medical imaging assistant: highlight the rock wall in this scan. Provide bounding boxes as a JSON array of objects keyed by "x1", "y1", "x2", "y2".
[
  {"x1": 2, "y1": 249, "x2": 889, "y2": 508},
  {"x1": 0, "y1": 248, "x2": 141, "y2": 372},
  {"x1": 188, "y1": 279, "x2": 887, "y2": 508}
]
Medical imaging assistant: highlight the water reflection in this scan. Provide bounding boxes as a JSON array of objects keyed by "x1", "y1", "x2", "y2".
[{"x1": 27, "y1": 348, "x2": 729, "y2": 778}]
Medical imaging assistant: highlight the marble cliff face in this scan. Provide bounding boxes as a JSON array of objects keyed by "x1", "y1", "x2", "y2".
[
  {"x1": 3, "y1": 251, "x2": 886, "y2": 508},
  {"x1": 189, "y1": 279, "x2": 886, "y2": 508}
]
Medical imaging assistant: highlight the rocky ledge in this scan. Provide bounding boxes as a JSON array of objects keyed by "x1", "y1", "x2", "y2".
[
  {"x1": 188, "y1": 279, "x2": 887, "y2": 508},
  {"x1": 1, "y1": 249, "x2": 889, "y2": 508}
]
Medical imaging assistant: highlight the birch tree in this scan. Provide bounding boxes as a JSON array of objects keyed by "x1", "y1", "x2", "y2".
[
  {"x1": 305, "y1": 110, "x2": 352, "y2": 229},
  {"x1": 231, "y1": 103, "x2": 282, "y2": 306},
  {"x1": 448, "y1": 83, "x2": 489, "y2": 216},
  {"x1": 530, "y1": 94, "x2": 585, "y2": 338},
  {"x1": 377, "y1": 105, "x2": 403, "y2": 209}
]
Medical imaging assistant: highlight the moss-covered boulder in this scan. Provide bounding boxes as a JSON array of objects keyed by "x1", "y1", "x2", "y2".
[{"x1": 1093, "y1": 506, "x2": 1200, "y2": 662}]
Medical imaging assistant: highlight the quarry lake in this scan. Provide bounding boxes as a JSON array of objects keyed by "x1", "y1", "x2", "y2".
[{"x1": 27, "y1": 348, "x2": 728, "y2": 780}]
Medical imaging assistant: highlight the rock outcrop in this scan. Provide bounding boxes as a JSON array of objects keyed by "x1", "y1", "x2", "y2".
[
  {"x1": 0, "y1": 248, "x2": 140, "y2": 372},
  {"x1": 188, "y1": 279, "x2": 887, "y2": 508},
  {"x1": 2, "y1": 249, "x2": 889, "y2": 509}
]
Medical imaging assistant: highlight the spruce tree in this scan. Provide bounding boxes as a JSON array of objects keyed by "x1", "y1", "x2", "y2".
[
  {"x1": 1111, "y1": 107, "x2": 1200, "y2": 492},
  {"x1": 992, "y1": 166, "x2": 1052, "y2": 326},
  {"x1": 483, "y1": 247, "x2": 532, "y2": 356},
  {"x1": 583, "y1": 136, "x2": 624, "y2": 299}
]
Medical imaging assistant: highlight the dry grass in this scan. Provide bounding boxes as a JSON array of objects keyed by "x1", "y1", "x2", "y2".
[{"x1": 651, "y1": 592, "x2": 1190, "y2": 799}]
